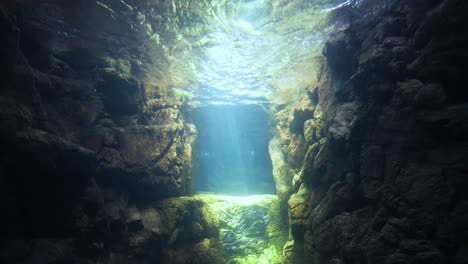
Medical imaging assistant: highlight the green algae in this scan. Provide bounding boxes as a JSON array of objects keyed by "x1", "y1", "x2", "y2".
[{"x1": 195, "y1": 194, "x2": 287, "y2": 263}]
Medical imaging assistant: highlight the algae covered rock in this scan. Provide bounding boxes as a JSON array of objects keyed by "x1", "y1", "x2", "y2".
[
  {"x1": 158, "y1": 197, "x2": 219, "y2": 241},
  {"x1": 303, "y1": 119, "x2": 318, "y2": 144},
  {"x1": 196, "y1": 194, "x2": 287, "y2": 264},
  {"x1": 269, "y1": 136, "x2": 295, "y2": 201},
  {"x1": 151, "y1": 196, "x2": 224, "y2": 263},
  {"x1": 141, "y1": 208, "x2": 163, "y2": 235}
]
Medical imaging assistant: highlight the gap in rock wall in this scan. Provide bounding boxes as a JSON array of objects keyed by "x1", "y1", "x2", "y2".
[{"x1": 190, "y1": 104, "x2": 276, "y2": 195}]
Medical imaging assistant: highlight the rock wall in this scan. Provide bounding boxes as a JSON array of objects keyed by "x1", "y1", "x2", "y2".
[
  {"x1": 277, "y1": 0, "x2": 468, "y2": 263},
  {"x1": 0, "y1": 0, "x2": 196, "y2": 262}
]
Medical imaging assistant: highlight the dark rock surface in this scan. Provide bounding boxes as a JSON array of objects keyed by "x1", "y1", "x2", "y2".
[
  {"x1": 0, "y1": 0, "x2": 195, "y2": 262},
  {"x1": 279, "y1": 0, "x2": 468, "y2": 263}
]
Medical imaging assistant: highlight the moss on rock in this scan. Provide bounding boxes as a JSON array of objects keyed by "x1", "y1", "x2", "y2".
[{"x1": 195, "y1": 194, "x2": 287, "y2": 264}]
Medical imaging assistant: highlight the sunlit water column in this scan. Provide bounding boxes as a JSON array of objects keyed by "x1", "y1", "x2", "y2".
[{"x1": 193, "y1": 104, "x2": 275, "y2": 195}]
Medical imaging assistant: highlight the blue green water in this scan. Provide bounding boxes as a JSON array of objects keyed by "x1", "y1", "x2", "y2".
[{"x1": 192, "y1": 104, "x2": 275, "y2": 195}]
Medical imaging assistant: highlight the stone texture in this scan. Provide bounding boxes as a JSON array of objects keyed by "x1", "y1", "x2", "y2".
[
  {"x1": 0, "y1": 1, "x2": 195, "y2": 262},
  {"x1": 279, "y1": 0, "x2": 468, "y2": 263},
  {"x1": 195, "y1": 194, "x2": 287, "y2": 264},
  {"x1": 1, "y1": 128, "x2": 96, "y2": 238}
]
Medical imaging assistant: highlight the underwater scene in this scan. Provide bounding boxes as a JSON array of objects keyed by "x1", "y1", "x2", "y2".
[
  {"x1": 1, "y1": 0, "x2": 468, "y2": 263},
  {"x1": 192, "y1": 104, "x2": 275, "y2": 195}
]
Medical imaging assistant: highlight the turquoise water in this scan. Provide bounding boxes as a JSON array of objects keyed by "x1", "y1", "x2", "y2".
[{"x1": 192, "y1": 104, "x2": 275, "y2": 195}]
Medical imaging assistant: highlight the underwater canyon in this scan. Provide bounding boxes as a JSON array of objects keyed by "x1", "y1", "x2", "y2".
[{"x1": 1, "y1": 0, "x2": 468, "y2": 263}]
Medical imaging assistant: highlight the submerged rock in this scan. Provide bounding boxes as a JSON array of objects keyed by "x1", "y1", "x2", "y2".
[
  {"x1": 280, "y1": 0, "x2": 468, "y2": 263},
  {"x1": 195, "y1": 194, "x2": 287, "y2": 264}
]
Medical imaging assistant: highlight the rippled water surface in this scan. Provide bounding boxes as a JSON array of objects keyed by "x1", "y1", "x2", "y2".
[{"x1": 97, "y1": 0, "x2": 355, "y2": 104}]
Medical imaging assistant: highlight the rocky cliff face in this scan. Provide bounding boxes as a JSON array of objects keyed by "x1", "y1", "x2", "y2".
[
  {"x1": 0, "y1": 0, "x2": 196, "y2": 262},
  {"x1": 278, "y1": 0, "x2": 468, "y2": 263}
]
